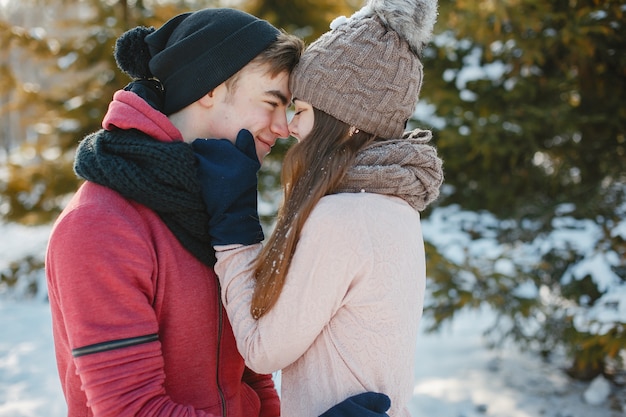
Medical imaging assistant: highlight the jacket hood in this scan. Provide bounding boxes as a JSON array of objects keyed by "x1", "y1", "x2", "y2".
[{"x1": 102, "y1": 89, "x2": 183, "y2": 143}]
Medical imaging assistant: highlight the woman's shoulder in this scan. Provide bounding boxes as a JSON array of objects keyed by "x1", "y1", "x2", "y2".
[
  {"x1": 308, "y1": 192, "x2": 417, "y2": 232},
  {"x1": 316, "y1": 192, "x2": 414, "y2": 215}
]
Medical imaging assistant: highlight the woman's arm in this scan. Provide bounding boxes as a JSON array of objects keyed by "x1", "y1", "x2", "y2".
[{"x1": 215, "y1": 196, "x2": 371, "y2": 374}]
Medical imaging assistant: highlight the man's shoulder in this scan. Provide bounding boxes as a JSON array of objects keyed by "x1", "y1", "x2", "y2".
[
  {"x1": 55, "y1": 181, "x2": 157, "y2": 230},
  {"x1": 65, "y1": 182, "x2": 134, "y2": 213}
]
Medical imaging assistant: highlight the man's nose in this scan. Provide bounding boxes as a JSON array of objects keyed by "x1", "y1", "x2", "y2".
[{"x1": 271, "y1": 112, "x2": 290, "y2": 139}]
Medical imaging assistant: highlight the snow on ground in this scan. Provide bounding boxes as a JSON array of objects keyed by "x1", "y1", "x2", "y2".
[
  {"x1": 1, "y1": 300, "x2": 622, "y2": 417},
  {"x1": 0, "y1": 301, "x2": 66, "y2": 417},
  {"x1": 409, "y1": 308, "x2": 622, "y2": 417},
  {"x1": 0, "y1": 223, "x2": 623, "y2": 417}
]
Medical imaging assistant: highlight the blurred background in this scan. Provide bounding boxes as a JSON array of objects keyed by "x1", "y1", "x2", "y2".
[{"x1": 0, "y1": 0, "x2": 624, "y2": 403}]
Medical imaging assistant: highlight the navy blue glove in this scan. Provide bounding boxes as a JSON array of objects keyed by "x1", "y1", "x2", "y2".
[
  {"x1": 192, "y1": 129, "x2": 264, "y2": 246},
  {"x1": 319, "y1": 392, "x2": 391, "y2": 417}
]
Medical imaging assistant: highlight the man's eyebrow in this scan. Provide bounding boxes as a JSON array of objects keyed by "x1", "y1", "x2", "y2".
[{"x1": 265, "y1": 90, "x2": 289, "y2": 106}]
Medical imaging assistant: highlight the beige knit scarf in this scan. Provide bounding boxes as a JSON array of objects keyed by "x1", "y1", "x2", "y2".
[{"x1": 337, "y1": 128, "x2": 444, "y2": 211}]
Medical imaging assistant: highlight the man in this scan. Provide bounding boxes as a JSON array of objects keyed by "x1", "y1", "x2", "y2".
[{"x1": 46, "y1": 8, "x2": 302, "y2": 416}]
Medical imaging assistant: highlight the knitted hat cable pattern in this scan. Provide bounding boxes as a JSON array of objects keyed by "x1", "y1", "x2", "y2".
[{"x1": 290, "y1": 0, "x2": 438, "y2": 139}]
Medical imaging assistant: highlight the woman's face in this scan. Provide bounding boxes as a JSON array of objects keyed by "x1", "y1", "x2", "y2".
[{"x1": 288, "y1": 100, "x2": 314, "y2": 141}]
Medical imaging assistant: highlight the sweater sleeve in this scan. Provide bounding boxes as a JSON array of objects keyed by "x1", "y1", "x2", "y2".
[
  {"x1": 46, "y1": 199, "x2": 220, "y2": 417},
  {"x1": 215, "y1": 195, "x2": 372, "y2": 374}
]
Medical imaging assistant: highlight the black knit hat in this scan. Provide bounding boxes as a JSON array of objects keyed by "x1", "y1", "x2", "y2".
[{"x1": 114, "y1": 8, "x2": 280, "y2": 115}]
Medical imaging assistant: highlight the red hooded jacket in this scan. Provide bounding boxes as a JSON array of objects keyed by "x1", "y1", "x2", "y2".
[{"x1": 45, "y1": 90, "x2": 279, "y2": 417}]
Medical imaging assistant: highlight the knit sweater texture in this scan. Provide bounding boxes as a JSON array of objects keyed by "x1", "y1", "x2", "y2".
[
  {"x1": 216, "y1": 192, "x2": 426, "y2": 417},
  {"x1": 45, "y1": 90, "x2": 279, "y2": 417}
]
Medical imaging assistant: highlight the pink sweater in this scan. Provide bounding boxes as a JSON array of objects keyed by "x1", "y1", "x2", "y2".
[
  {"x1": 45, "y1": 90, "x2": 279, "y2": 417},
  {"x1": 216, "y1": 192, "x2": 426, "y2": 417}
]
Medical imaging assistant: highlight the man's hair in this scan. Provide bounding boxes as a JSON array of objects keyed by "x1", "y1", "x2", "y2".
[{"x1": 225, "y1": 31, "x2": 304, "y2": 93}]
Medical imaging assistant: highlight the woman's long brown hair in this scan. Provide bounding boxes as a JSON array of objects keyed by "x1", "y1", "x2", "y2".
[{"x1": 250, "y1": 108, "x2": 377, "y2": 319}]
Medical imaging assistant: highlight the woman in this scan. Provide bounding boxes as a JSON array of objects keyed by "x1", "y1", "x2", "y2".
[{"x1": 194, "y1": 0, "x2": 443, "y2": 415}]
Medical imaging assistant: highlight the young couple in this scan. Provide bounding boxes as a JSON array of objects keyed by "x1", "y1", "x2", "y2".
[{"x1": 45, "y1": 1, "x2": 443, "y2": 416}]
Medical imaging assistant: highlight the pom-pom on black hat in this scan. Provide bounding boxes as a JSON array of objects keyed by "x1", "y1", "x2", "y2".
[
  {"x1": 114, "y1": 26, "x2": 155, "y2": 80},
  {"x1": 114, "y1": 8, "x2": 280, "y2": 115}
]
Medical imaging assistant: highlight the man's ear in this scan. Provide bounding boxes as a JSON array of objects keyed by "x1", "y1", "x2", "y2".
[
  {"x1": 197, "y1": 90, "x2": 215, "y2": 109},
  {"x1": 200, "y1": 83, "x2": 228, "y2": 109}
]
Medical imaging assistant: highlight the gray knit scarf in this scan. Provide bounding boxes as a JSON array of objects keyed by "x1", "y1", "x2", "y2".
[
  {"x1": 337, "y1": 129, "x2": 444, "y2": 211},
  {"x1": 74, "y1": 128, "x2": 216, "y2": 266}
]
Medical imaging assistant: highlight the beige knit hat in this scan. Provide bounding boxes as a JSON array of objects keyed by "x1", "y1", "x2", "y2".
[{"x1": 290, "y1": 0, "x2": 438, "y2": 139}]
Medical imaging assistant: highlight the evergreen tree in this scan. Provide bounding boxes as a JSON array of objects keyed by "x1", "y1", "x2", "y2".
[
  {"x1": 418, "y1": 0, "x2": 626, "y2": 380},
  {"x1": 0, "y1": 0, "x2": 207, "y2": 225},
  {"x1": 0, "y1": 0, "x2": 209, "y2": 293},
  {"x1": 244, "y1": 0, "x2": 358, "y2": 42}
]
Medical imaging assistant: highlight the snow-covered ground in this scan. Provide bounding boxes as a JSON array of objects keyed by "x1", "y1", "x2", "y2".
[
  {"x1": 0, "y1": 223, "x2": 623, "y2": 417},
  {"x1": 1, "y1": 300, "x2": 622, "y2": 417}
]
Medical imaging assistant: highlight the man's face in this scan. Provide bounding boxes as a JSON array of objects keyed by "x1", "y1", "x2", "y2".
[{"x1": 208, "y1": 65, "x2": 291, "y2": 163}]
